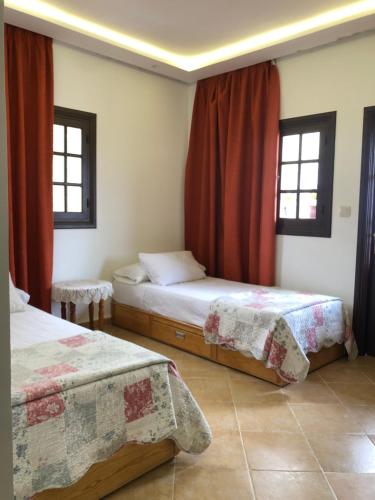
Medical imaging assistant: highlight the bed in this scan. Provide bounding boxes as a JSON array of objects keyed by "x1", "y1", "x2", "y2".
[
  {"x1": 111, "y1": 277, "x2": 355, "y2": 386},
  {"x1": 11, "y1": 305, "x2": 211, "y2": 499}
]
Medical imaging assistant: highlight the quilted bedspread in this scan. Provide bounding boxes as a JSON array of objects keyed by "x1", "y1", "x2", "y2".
[
  {"x1": 12, "y1": 331, "x2": 211, "y2": 499},
  {"x1": 203, "y1": 287, "x2": 357, "y2": 383}
]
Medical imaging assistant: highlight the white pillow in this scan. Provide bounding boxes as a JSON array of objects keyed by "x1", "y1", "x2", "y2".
[
  {"x1": 139, "y1": 251, "x2": 206, "y2": 286},
  {"x1": 113, "y1": 263, "x2": 149, "y2": 284},
  {"x1": 9, "y1": 274, "x2": 26, "y2": 313},
  {"x1": 16, "y1": 287, "x2": 30, "y2": 304}
]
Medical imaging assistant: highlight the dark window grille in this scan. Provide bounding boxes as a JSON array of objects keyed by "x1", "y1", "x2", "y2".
[
  {"x1": 277, "y1": 112, "x2": 336, "y2": 237},
  {"x1": 53, "y1": 106, "x2": 96, "y2": 229}
]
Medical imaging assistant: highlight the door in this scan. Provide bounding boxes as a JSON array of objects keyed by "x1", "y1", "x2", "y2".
[{"x1": 353, "y1": 106, "x2": 375, "y2": 356}]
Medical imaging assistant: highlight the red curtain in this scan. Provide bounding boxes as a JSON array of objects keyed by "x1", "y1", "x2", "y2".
[
  {"x1": 185, "y1": 62, "x2": 280, "y2": 285},
  {"x1": 5, "y1": 25, "x2": 54, "y2": 312}
]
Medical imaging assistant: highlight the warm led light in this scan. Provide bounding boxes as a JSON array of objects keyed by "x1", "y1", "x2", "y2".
[
  {"x1": 5, "y1": 0, "x2": 375, "y2": 71},
  {"x1": 5, "y1": 0, "x2": 183, "y2": 67}
]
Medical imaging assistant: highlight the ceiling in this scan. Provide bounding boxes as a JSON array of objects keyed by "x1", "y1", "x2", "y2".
[
  {"x1": 4, "y1": 0, "x2": 375, "y2": 82},
  {"x1": 24, "y1": 0, "x2": 352, "y2": 55}
]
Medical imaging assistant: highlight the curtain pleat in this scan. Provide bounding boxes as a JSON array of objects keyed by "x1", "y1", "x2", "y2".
[
  {"x1": 5, "y1": 24, "x2": 54, "y2": 312},
  {"x1": 185, "y1": 62, "x2": 280, "y2": 285}
]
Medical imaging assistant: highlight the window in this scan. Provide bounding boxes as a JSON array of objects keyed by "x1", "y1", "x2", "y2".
[
  {"x1": 53, "y1": 107, "x2": 96, "y2": 228},
  {"x1": 277, "y1": 112, "x2": 336, "y2": 237}
]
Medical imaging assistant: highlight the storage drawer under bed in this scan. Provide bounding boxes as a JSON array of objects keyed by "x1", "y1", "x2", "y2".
[
  {"x1": 112, "y1": 301, "x2": 150, "y2": 335},
  {"x1": 151, "y1": 320, "x2": 213, "y2": 359}
]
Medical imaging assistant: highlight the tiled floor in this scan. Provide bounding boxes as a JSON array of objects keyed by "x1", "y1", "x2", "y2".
[{"x1": 106, "y1": 325, "x2": 375, "y2": 500}]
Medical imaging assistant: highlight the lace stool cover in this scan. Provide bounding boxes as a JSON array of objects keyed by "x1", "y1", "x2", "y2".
[{"x1": 52, "y1": 279, "x2": 113, "y2": 330}]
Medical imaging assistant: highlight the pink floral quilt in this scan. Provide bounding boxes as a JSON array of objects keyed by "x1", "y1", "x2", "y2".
[
  {"x1": 203, "y1": 286, "x2": 357, "y2": 383},
  {"x1": 12, "y1": 331, "x2": 211, "y2": 499}
]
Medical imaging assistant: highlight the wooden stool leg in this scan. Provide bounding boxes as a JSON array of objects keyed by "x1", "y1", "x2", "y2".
[
  {"x1": 61, "y1": 302, "x2": 67, "y2": 320},
  {"x1": 98, "y1": 299, "x2": 104, "y2": 330},
  {"x1": 70, "y1": 302, "x2": 76, "y2": 323},
  {"x1": 89, "y1": 302, "x2": 94, "y2": 330}
]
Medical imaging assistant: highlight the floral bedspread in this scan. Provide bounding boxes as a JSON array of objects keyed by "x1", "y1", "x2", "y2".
[
  {"x1": 12, "y1": 331, "x2": 211, "y2": 499},
  {"x1": 203, "y1": 286, "x2": 357, "y2": 383}
]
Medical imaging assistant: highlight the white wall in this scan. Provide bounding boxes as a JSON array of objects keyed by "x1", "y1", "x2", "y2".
[
  {"x1": 53, "y1": 43, "x2": 189, "y2": 321},
  {"x1": 0, "y1": 0, "x2": 14, "y2": 495},
  {"x1": 276, "y1": 32, "x2": 375, "y2": 311}
]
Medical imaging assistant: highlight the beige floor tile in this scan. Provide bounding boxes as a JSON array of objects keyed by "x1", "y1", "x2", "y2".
[
  {"x1": 242, "y1": 431, "x2": 320, "y2": 471},
  {"x1": 175, "y1": 352, "x2": 228, "y2": 378},
  {"x1": 252, "y1": 471, "x2": 335, "y2": 500},
  {"x1": 230, "y1": 378, "x2": 287, "y2": 403},
  {"x1": 346, "y1": 406, "x2": 375, "y2": 434},
  {"x1": 326, "y1": 472, "x2": 375, "y2": 500},
  {"x1": 317, "y1": 363, "x2": 373, "y2": 384},
  {"x1": 197, "y1": 401, "x2": 238, "y2": 432},
  {"x1": 291, "y1": 403, "x2": 364, "y2": 434},
  {"x1": 227, "y1": 367, "x2": 266, "y2": 381},
  {"x1": 307, "y1": 433, "x2": 375, "y2": 473},
  {"x1": 149, "y1": 342, "x2": 187, "y2": 360},
  {"x1": 236, "y1": 401, "x2": 300, "y2": 433},
  {"x1": 282, "y1": 379, "x2": 339, "y2": 404},
  {"x1": 362, "y1": 369, "x2": 375, "y2": 383},
  {"x1": 108, "y1": 327, "x2": 186, "y2": 359},
  {"x1": 348, "y1": 356, "x2": 375, "y2": 370},
  {"x1": 105, "y1": 463, "x2": 174, "y2": 499},
  {"x1": 227, "y1": 366, "x2": 295, "y2": 384},
  {"x1": 328, "y1": 383, "x2": 375, "y2": 405},
  {"x1": 175, "y1": 430, "x2": 247, "y2": 469},
  {"x1": 174, "y1": 466, "x2": 254, "y2": 500},
  {"x1": 301, "y1": 371, "x2": 325, "y2": 382},
  {"x1": 184, "y1": 377, "x2": 232, "y2": 403},
  {"x1": 105, "y1": 324, "x2": 375, "y2": 500}
]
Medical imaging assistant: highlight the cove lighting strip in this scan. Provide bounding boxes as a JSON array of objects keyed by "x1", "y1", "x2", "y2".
[{"x1": 5, "y1": 0, "x2": 375, "y2": 71}]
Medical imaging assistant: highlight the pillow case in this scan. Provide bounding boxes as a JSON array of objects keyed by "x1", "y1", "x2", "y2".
[
  {"x1": 9, "y1": 274, "x2": 26, "y2": 313},
  {"x1": 113, "y1": 263, "x2": 149, "y2": 284},
  {"x1": 139, "y1": 251, "x2": 206, "y2": 286},
  {"x1": 16, "y1": 287, "x2": 30, "y2": 304}
]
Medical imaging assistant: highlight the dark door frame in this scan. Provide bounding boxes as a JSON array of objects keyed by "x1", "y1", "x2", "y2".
[{"x1": 353, "y1": 106, "x2": 375, "y2": 355}]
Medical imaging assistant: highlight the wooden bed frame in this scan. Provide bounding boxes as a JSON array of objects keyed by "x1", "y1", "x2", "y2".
[
  {"x1": 111, "y1": 300, "x2": 346, "y2": 387},
  {"x1": 34, "y1": 439, "x2": 178, "y2": 499}
]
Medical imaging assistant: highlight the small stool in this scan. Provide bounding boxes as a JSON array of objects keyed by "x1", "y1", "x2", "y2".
[{"x1": 52, "y1": 279, "x2": 113, "y2": 330}]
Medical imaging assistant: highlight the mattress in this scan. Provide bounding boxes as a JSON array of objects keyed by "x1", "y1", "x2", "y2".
[
  {"x1": 113, "y1": 276, "x2": 263, "y2": 327},
  {"x1": 11, "y1": 304, "x2": 89, "y2": 349}
]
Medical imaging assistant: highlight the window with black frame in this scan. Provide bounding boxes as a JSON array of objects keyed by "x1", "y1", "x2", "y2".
[
  {"x1": 277, "y1": 111, "x2": 336, "y2": 237},
  {"x1": 53, "y1": 107, "x2": 96, "y2": 229}
]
